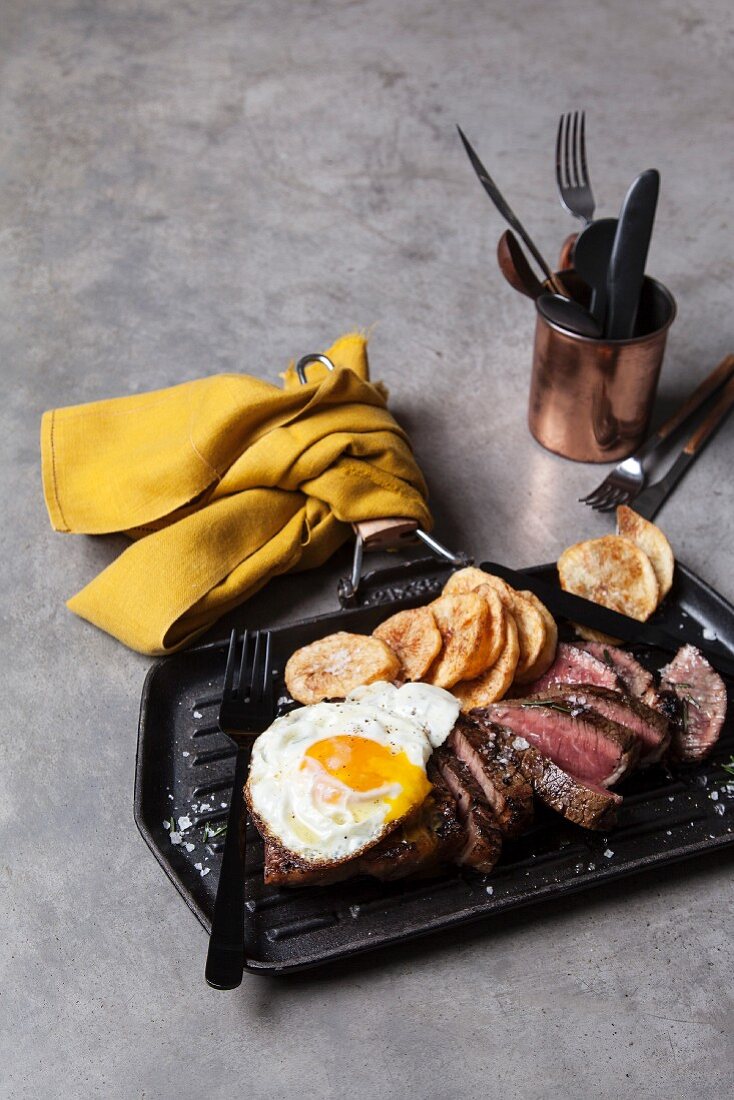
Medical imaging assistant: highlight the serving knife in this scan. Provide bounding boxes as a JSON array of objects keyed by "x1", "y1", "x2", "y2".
[
  {"x1": 632, "y1": 373, "x2": 734, "y2": 521},
  {"x1": 572, "y1": 216, "x2": 617, "y2": 328},
  {"x1": 457, "y1": 126, "x2": 567, "y2": 296},
  {"x1": 605, "y1": 169, "x2": 660, "y2": 339},
  {"x1": 480, "y1": 560, "x2": 734, "y2": 677}
]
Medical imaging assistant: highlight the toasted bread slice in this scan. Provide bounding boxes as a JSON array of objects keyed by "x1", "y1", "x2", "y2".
[
  {"x1": 452, "y1": 612, "x2": 520, "y2": 711},
  {"x1": 285, "y1": 632, "x2": 401, "y2": 704},
  {"x1": 558, "y1": 535, "x2": 659, "y2": 623},
  {"x1": 373, "y1": 606, "x2": 442, "y2": 681},
  {"x1": 616, "y1": 505, "x2": 674, "y2": 600},
  {"x1": 425, "y1": 592, "x2": 496, "y2": 689}
]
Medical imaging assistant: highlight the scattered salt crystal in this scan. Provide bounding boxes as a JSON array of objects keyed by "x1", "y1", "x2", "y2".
[
  {"x1": 182, "y1": 751, "x2": 190, "y2": 758},
  {"x1": 666, "y1": 830, "x2": 672, "y2": 836},
  {"x1": 668, "y1": 796, "x2": 675, "y2": 802},
  {"x1": 587, "y1": 862, "x2": 596, "y2": 871},
  {"x1": 170, "y1": 832, "x2": 182, "y2": 845},
  {"x1": 193, "y1": 710, "x2": 203, "y2": 719},
  {"x1": 713, "y1": 803, "x2": 725, "y2": 816},
  {"x1": 702, "y1": 627, "x2": 718, "y2": 642},
  {"x1": 711, "y1": 791, "x2": 719, "y2": 801},
  {"x1": 168, "y1": 794, "x2": 174, "y2": 801},
  {"x1": 200, "y1": 803, "x2": 212, "y2": 812},
  {"x1": 486, "y1": 885, "x2": 494, "y2": 895},
  {"x1": 221, "y1": 802, "x2": 227, "y2": 808},
  {"x1": 194, "y1": 862, "x2": 203, "y2": 871},
  {"x1": 200, "y1": 867, "x2": 210, "y2": 877},
  {"x1": 349, "y1": 905, "x2": 361, "y2": 918},
  {"x1": 177, "y1": 816, "x2": 192, "y2": 832},
  {"x1": 603, "y1": 849, "x2": 614, "y2": 859},
  {"x1": 512, "y1": 736, "x2": 530, "y2": 751},
  {"x1": 184, "y1": 842, "x2": 195, "y2": 853}
]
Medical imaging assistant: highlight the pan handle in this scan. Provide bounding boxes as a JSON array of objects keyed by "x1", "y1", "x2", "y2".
[{"x1": 339, "y1": 521, "x2": 466, "y2": 607}]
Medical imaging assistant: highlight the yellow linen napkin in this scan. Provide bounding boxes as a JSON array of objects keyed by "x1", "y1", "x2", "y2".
[{"x1": 41, "y1": 334, "x2": 431, "y2": 655}]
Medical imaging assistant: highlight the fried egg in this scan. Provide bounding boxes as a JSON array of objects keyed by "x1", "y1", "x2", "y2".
[{"x1": 246, "y1": 681, "x2": 460, "y2": 866}]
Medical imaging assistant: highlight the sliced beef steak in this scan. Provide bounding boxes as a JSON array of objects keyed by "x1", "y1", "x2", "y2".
[
  {"x1": 467, "y1": 714, "x2": 621, "y2": 829},
  {"x1": 481, "y1": 698, "x2": 639, "y2": 786},
  {"x1": 430, "y1": 754, "x2": 503, "y2": 874},
  {"x1": 577, "y1": 643, "x2": 654, "y2": 699},
  {"x1": 447, "y1": 717, "x2": 534, "y2": 836},
  {"x1": 517, "y1": 642, "x2": 621, "y2": 695},
  {"x1": 527, "y1": 684, "x2": 671, "y2": 762},
  {"x1": 659, "y1": 644, "x2": 728, "y2": 762}
]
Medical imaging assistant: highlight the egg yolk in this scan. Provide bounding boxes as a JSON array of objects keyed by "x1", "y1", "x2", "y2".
[{"x1": 304, "y1": 735, "x2": 431, "y2": 823}]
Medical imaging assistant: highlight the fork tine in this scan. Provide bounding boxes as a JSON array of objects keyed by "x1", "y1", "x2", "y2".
[
  {"x1": 588, "y1": 485, "x2": 619, "y2": 511},
  {"x1": 570, "y1": 110, "x2": 580, "y2": 187},
  {"x1": 578, "y1": 109, "x2": 588, "y2": 186},
  {"x1": 249, "y1": 631, "x2": 263, "y2": 704},
  {"x1": 555, "y1": 115, "x2": 565, "y2": 189},
  {"x1": 237, "y1": 629, "x2": 251, "y2": 697},
  {"x1": 223, "y1": 629, "x2": 237, "y2": 697},
  {"x1": 563, "y1": 113, "x2": 572, "y2": 192},
  {"x1": 261, "y1": 633, "x2": 273, "y2": 708},
  {"x1": 595, "y1": 485, "x2": 628, "y2": 512},
  {"x1": 579, "y1": 480, "x2": 613, "y2": 506}
]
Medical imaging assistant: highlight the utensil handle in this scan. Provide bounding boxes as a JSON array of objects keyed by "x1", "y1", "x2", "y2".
[
  {"x1": 205, "y1": 747, "x2": 249, "y2": 989},
  {"x1": 652, "y1": 354, "x2": 734, "y2": 445},
  {"x1": 683, "y1": 373, "x2": 734, "y2": 455}
]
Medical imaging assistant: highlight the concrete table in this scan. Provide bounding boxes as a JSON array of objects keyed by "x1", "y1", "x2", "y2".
[{"x1": 2, "y1": 1, "x2": 732, "y2": 1096}]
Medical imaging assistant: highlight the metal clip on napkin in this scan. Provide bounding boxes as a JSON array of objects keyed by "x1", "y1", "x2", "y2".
[{"x1": 296, "y1": 354, "x2": 466, "y2": 607}]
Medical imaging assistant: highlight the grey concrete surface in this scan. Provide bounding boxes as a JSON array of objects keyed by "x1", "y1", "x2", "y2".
[{"x1": 1, "y1": 1, "x2": 733, "y2": 1097}]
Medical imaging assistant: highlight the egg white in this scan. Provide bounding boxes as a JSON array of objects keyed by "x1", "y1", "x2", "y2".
[{"x1": 246, "y1": 681, "x2": 460, "y2": 864}]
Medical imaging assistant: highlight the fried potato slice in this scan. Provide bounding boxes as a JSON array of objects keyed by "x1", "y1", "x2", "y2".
[
  {"x1": 285, "y1": 632, "x2": 402, "y2": 705},
  {"x1": 452, "y1": 612, "x2": 520, "y2": 711},
  {"x1": 479, "y1": 574, "x2": 547, "y2": 680},
  {"x1": 373, "y1": 606, "x2": 442, "y2": 682},
  {"x1": 616, "y1": 505, "x2": 674, "y2": 600},
  {"x1": 472, "y1": 584, "x2": 507, "y2": 669},
  {"x1": 425, "y1": 592, "x2": 496, "y2": 689},
  {"x1": 558, "y1": 535, "x2": 659, "y2": 623},
  {"x1": 514, "y1": 590, "x2": 558, "y2": 683},
  {"x1": 442, "y1": 566, "x2": 495, "y2": 597}
]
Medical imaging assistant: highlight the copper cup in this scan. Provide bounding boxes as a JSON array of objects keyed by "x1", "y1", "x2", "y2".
[{"x1": 528, "y1": 272, "x2": 676, "y2": 462}]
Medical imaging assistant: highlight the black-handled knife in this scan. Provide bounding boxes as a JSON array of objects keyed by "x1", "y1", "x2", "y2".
[
  {"x1": 605, "y1": 169, "x2": 660, "y2": 340},
  {"x1": 480, "y1": 560, "x2": 734, "y2": 678}
]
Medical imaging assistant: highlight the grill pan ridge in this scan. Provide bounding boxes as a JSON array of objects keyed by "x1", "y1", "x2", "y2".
[{"x1": 135, "y1": 561, "x2": 734, "y2": 973}]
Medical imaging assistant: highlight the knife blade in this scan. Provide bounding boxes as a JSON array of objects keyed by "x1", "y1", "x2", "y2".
[
  {"x1": 480, "y1": 560, "x2": 734, "y2": 677},
  {"x1": 456, "y1": 126, "x2": 566, "y2": 296},
  {"x1": 633, "y1": 372, "x2": 734, "y2": 521},
  {"x1": 605, "y1": 169, "x2": 659, "y2": 339}
]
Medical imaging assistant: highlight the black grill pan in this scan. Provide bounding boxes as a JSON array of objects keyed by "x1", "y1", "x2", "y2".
[{"x1": 134, "y1": 561, "x2": 734, "y2": 974}]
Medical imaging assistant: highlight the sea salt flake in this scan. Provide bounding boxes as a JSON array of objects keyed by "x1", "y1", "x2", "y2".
[
  {"x1": 184, "y1": 842, "x2": 195, "y2": 853},
  {"x1": 512, "y1": 736, "x2": 530, "y2": 750},
  {"x1": 666, "y1": 830, "x2": 672, "y2": 836},
  {"x1": 193, "y1": 710, "x2": 203, "y2": 719},
  {"x1": 169, "y1": 832, "x2": 182, "y2": 845},
  {"x1": 603, "y1": 849, "x2": 614, "y2": 859},
  {"x1": 710, "y1": 791, "x2": 719, "y2": 801},
  {"x1": 221, "y1": 802, "x2": 227, "y2": 808},
  {"x1": 702, "y1": 627, "x2": 718, "y2": 642},
  {"x1": 201, "y1": 867, "x2": 210, "y2": 878},
  {"x1": 194, "y1": 862, "x2": 203, "y2": 871},
  {"x1": 486, "y1": 885, "x2": 494, "y2": 895},
  {"x1": 713, "y1": 803, "x2": 725, "y2": 816},
  {"x1": 182, "y1": 751, "x2": 190, "y2": 758},
  {"x1": 178, "y1": 816, "x2": 192, "y2": 832},
  {"x1": 668, "y1": 796, "x2": 675, "y2": 802}
]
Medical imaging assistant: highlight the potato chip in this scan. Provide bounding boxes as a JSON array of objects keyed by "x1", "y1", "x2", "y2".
[
  {"x1": 425, "y1": 592, "x2": 496, "y2": 689},
  {"x1": 452, "y1": 612, "x2": 520, "y2": 711},
  {"x1": 373, "y1": 606, "x2": 442, "y2": 681},
  {"x1": 285, "y1": 632, "x2": 401, "y2": 705},
  {"x1": 514, "y1": 590, "x2": 558, "y2": 683},
  {"x1": 558, "y1": 535, "x2": 659, "y2": 622},
  {"x1": 616, "y1": 505, "x2": 674, "y2": 600}
]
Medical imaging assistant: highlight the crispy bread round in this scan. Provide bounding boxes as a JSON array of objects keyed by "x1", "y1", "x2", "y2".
[
  {"x1": 284, "y1": 632, "x2": 401, "y2": 704},
  {"x1": 373, "y1": 606, "x2": 442, "y2": 681}
]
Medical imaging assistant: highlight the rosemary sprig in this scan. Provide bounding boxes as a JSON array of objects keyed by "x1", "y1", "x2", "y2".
[
  {"x1": 722, "y1": 756, "x2": 734, "y2": 777},
  {"x1": 202, "y1": 822, "x2": 227, "y2": 843},
  {"x1": 519, "y1": 700, "x2": 573, "y2": 716}
]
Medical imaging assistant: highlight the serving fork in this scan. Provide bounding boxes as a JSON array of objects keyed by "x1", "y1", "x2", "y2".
[
  {"x1": 555, "y1": 110, "x2": 595, "y2": 225},
  {"x1": 205, "y1": 629, "x2": 275, "y2": 990},
  {"x1": 580, "y1": 354, "x2": 734, "y2": 512}
]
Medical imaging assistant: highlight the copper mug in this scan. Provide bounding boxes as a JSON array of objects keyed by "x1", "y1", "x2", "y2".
[{"x1": 528, "y1": 272, "x2": 676, "y2": 462}]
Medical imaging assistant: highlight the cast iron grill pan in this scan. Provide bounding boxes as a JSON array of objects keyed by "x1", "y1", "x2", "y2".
[{"x1": 135, "y1": 562, "x2": 734, "y2": 973}]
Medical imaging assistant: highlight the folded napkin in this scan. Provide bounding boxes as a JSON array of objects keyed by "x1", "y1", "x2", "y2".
[{"x1": 41, "y1": 334, "x2": 431, "y2": 655}]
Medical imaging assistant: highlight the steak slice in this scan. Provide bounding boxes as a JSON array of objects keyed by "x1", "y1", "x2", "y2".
[
  {"x1": 430, "y1": 753, "x2": 503, "y2": 874},
  {"x1": 467, "y1": 714, "x2": 621, "y2": 829},
  {"x1": 517, "y1": 642, "x2": 621, "y2": 695},
  {"x1": 577, "y1": 643, "x2": 654, "y2": 699},
  {"x1": 527, "y1": 684, "x2": 671, "y2": 763},
  {"x1": 659, "y1": 644, "x2": 728, "y2": 762},
  {"x1": 447, "y1": 717, "x2": 534, "y2": 836},
  {"x1": 480, "y1": 698, "x2": 639, "y2": 786},
  {"x1": 262, "y1": 780, "x2": 464, "y2": 886}
]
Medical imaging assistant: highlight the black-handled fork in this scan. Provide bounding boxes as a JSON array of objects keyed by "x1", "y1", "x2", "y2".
[{"x1": 205, "y1": 629, "x2": 275, "y2": 990}]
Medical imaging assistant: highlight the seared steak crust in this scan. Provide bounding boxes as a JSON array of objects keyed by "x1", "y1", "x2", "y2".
[{"x1": 447, "y1": 717, "x2": 534, "y2": 836}]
